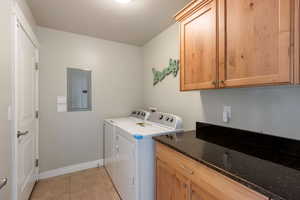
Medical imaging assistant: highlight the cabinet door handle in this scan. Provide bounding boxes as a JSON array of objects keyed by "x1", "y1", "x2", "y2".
[
  {"x1": 0, "y1": 178, "x2": 8, "y2": 190},
  {"x1": 212, "y1": 81, "x2": 217, "y2": 86},
  {"x1": 179, "y1": 164, "x2": 194, "y2": 175}
]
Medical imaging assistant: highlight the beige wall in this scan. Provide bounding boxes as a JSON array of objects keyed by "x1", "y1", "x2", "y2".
[
  {"x1": 37, "y1": 18, "x2": 300, "y2": 173},
  {"x1": 142, "y1": 24, "x2": 202, "y2": 130},
  {"x1": 37, "y1": 27, "x2": 144, "y2": 172},
  {"x1": 143, "y1": 24, "x2": 300, "y2": 141},
  {"x1": 0, "y1": 0, "x2": 12, "y2": 199}
]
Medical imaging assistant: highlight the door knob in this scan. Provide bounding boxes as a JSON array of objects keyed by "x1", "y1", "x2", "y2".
[
  {"x1": 17, "y1": 131, "x2": 29, "y2": 138},
  {"x1": 0, "y1": 178, "x2": 8, "y2": 190}
]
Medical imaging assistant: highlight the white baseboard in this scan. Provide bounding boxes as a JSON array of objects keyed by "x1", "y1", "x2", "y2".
[{"x1": 39, "y1": 159, "x2": 103, "y2": 180}]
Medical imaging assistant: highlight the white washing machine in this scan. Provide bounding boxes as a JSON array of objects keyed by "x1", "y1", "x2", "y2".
[
  {"x1": 104, "y1": 111, "x2": 183, "y2": 200},
  {"x1": 103, "y1": 110, "x2": 150, "y2": 182}
]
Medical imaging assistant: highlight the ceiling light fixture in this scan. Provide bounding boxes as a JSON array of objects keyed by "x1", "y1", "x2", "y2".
[{"x1": 115, "y1": 0, "x2": 132, "y2": 4}]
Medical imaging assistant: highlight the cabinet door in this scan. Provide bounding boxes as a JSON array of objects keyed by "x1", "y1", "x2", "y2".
[
  {"x1": 219, "y1": 0, "x2": 292, "y2": 87},
  {"x1": 180, "y1": 0, "x2": 218, "y2": 90},
  {"x1": 156, "y1": 159, "x2": 175, "y2": 200},
  {"x1": 174, "y1": 173, "x2": 190, "y2": 200},
  {"x1": 190, "y1": 183, "x2": 219, "y2": 200}
]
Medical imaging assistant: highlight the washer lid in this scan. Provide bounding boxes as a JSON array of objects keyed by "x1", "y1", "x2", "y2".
[{"x1": 120, "y1": 121, "x2": 183, "y2": 138}]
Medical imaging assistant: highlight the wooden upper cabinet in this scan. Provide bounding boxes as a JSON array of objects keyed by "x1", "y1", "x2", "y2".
[
  {"x1": 218, "y1": 0, "x2": 293, "y2": 88},
  {"x1": 175, "y1": 0, "x2": 297, "y2": 90},
  {"x1": 176, "y1": 0, "x2": 218, "y2": 90}
]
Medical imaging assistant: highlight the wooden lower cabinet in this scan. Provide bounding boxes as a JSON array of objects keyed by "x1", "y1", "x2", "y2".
[
  {"x1": 156, "y1": 142, "x2": 269, "y2": 200},
  {"x1": 174, "y1": 173, "x2": 190, "y2": 200},
  {"x1": 156, "y1": 159, "x2": 175, "y2": 200},
  {"x1": 190, "y1": 183, "x2": 218, "y2": 200},
  {"x1": 156, "y1": 159, "x2": 190, "y2": 200}
]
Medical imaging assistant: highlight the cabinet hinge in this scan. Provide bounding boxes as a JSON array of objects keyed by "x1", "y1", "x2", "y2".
[
  {"x1": 35, "y1": 63, "x2": 39, "y2": 70},
  {"x1": 35, "y1": 159, "x2": 39, "y2": 167},
  {"x1": 35, "y1": 110, "x2": 39, "y2": 119}
]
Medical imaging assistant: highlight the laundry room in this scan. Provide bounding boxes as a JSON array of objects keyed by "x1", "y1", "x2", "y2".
[{"x1": 0, "y1": 0, "x2": 300, "y2": 200}]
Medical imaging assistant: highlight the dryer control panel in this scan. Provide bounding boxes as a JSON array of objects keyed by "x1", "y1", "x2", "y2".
[
  {"x1": 130, "y1": 110, "x2": 150, "y2": 120},
  {"x1": 148, "y1": 112, "x2": 183, "y2": 129}
]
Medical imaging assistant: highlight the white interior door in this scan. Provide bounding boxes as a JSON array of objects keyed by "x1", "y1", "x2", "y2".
[{"x1": 17, "y1": 22, "x2": 38, "y2": 200}]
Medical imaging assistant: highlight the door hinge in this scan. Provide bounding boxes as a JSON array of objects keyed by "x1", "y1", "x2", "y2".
[
  {"x1": 35, "y1": 110, "x2": 39, "y2": 119},
  {"x1": 35, "y1": 159, "x2": 39, "y2": 167},
  {"x1": 35, "y1": 63, "x2": 39, "y2": 70}
]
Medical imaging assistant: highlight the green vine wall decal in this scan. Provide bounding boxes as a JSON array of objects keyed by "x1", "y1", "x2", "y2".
[{"x1": 152, "y1": 58, "x2": 180, "y2": 86}]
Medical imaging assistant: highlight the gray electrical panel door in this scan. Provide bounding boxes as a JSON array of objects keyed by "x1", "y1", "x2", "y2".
[{"x1": 67, "y1": 68, "x2": 92, "y2": 112}]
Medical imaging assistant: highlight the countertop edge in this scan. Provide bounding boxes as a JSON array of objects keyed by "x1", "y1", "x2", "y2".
[{"x1": 153, "y1": 136, "x2": 286, "y2": 200}]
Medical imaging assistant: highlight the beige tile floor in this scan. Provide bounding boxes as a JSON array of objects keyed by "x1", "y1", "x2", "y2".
[{"x1": 30, "y1": 167, "x2": 121, "y2": 200}]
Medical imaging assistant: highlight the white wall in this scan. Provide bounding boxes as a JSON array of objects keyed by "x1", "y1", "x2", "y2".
[
  {"x1": 0, "y1": 0, "x2": 12, "y2": 199},
  {"x1": 143, "y1": 24, "x2": 300, "y2": 141},
  {"x1": 37, "y1": 27, "x2": 143, "y2": 172},
  {"x1": 16, "y1": 0, "x2": 36, "y2": 31}
]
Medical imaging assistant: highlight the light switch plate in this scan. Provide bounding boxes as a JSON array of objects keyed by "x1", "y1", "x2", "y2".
[
  {"x1": 57, "y1": 96, "x2": 67, "y2": 104},
  {"x1": 57, "y1": 104, "x2": 67, "y2": 112}
]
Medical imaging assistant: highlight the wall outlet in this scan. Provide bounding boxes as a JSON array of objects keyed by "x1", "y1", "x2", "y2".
[{"x1": 223, "y1": 106, "x2": 231, "y2": 123}]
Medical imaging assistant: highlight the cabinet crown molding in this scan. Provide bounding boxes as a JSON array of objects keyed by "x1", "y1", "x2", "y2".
[{"x1": 174, "y1": 0, "x2": 211, "y2": 21}]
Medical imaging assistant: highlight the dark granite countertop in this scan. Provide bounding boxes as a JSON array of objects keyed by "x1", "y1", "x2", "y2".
[{"x1": 154, "y1": 127, "x2": 300, "y2": 200}]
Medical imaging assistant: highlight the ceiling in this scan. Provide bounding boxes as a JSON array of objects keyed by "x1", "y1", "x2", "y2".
[{"x1": 27, "y1": 0, "x2": 191, "y2": 46}]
